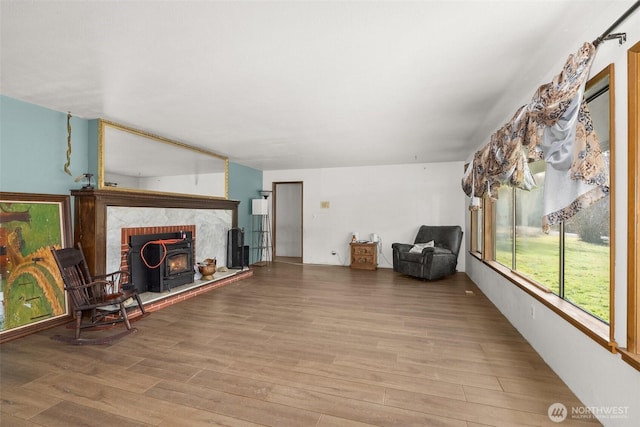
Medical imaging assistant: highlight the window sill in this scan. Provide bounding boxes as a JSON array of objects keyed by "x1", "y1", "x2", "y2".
[
  {"x1": 472, "y1": 256, "x2": 615, "y2": 353},
  {"x1": 619, "y1": 348, "x2": 640, "y2": 371}
]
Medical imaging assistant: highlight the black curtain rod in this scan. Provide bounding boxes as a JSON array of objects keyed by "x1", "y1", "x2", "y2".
[{"x1": 593, "y1": 0, "x2": 640, "y2": 47}]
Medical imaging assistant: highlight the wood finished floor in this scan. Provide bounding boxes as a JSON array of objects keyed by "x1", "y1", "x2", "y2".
[{"x1": 1, "y1": 263, "x2": 600, "y2": 426}]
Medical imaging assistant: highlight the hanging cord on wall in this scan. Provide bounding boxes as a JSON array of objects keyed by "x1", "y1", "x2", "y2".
[
  {"x1": 377, "y1": 236, "x2": 394, "y2": 267},
  {"x1": 140, "y1": 238, "x2": 184, "y2": 269},
  {"x1": 63, "y1": 112, "x2": 72, "y2": 176},
  {"x1": 592, "y1": 0, "x2": 640, "y2": 47}
]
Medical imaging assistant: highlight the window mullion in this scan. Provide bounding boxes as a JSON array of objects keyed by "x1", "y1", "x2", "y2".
[
  {"x1": 559, "y1": 221, "x2": 565, "y2": 298},
  {"x1": 511, "y1": 187, "x2": 516, "y2": 270}
]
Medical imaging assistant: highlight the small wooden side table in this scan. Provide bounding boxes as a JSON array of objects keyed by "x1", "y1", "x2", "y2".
[{"x1": 350, "y1": 242, "x2": 378, "y2": 270}]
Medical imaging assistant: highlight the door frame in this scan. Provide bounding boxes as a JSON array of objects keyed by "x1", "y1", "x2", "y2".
[{"x1": 272, "y1": 181, "x2": 303, "y2": 261}]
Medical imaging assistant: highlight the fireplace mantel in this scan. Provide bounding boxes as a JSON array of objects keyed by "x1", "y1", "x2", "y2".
[{"x1": 71, "y1": 189, "x2": 239, "y2": 277}]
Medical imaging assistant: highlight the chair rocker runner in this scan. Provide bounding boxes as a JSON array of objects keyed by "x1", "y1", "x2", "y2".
[{"x1": 50, "y1": 244, "x2": 146, "y2": 344}]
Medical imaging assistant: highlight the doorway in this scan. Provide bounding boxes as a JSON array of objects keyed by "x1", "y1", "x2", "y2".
[{"x1": 273, "y1": 181, "x2": 303, "y2": 264}]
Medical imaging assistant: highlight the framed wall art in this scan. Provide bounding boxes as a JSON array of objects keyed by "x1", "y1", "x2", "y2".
[{"x1": 0, "y1": 192, "x2": 72, "y2": 342}]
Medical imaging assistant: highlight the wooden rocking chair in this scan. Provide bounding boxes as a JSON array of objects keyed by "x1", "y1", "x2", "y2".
[{"x1": 50, "y1": 244, "x2": 146, "y2": 345}]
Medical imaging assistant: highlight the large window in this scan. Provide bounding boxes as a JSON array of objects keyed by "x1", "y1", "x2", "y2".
[
  {"x1": 483, "y1": 65, "x2": 614, "y2": 326},
  {"x1": 469, "y1": 44, "x2": 640, "y2": 371}
]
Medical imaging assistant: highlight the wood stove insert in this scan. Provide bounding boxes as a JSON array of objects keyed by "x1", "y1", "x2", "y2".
[{"x1": 128, "y1": 231, "x2": 195, "y2": 293}]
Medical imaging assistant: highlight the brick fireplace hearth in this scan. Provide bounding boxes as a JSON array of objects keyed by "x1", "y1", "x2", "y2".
[{"x1": 121, "y1": 268, "x2": 252, "y2": 318}]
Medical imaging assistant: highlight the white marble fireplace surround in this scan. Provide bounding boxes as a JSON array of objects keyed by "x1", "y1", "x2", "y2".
[{"x1": 106, "y1": 206, "x2": 232, "y2": 274}]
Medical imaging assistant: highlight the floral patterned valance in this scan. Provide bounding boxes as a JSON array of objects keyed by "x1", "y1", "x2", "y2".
[{"x1": 462, "y1": 42, "x2": 609, "y2": 231}]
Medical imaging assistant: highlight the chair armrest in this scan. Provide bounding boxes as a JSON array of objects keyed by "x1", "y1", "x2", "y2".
[
  {"x1": 421, "y1": 247, "x2": 456, "y2": 259},
  {"x1": 392, "y1": 243, "x2": 413, "y2": 252},
  {"x1": 432, "y1": 247, "x2": 453, "y2": 255},
  {"x1": 64, "y1": 279, "x2": 117, "y2": 297},
  {"x1": 89, "y1": 279, "x2": 122, "y2": 298},
  {"x1": 94, "y1": 270, "x2": 130, "y2": 292},
  {"x1": 419, "y1": 247, "x2": 437, "y2": 256},
  {"x1": 62, "y1": 280, "x2": 97, "y2": 292},
  {"x1": 94, "y1": 270, "x2": 129, "y2": 280}
]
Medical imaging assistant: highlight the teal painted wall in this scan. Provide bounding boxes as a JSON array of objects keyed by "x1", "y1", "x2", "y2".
[
  {"x1": 0, "y1": 96, "x2": 90, "y2": 195},
  {"x1": 228, "y1": 162, "x2": 263, "y2": 264},
  {"x1": 0, "y1": 96, "x2": 92, "y2": 274}
]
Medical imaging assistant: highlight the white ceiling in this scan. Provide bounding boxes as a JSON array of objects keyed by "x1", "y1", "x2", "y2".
[{"x1": 1, "y1": 1, "x2": 635, "y2": 171}]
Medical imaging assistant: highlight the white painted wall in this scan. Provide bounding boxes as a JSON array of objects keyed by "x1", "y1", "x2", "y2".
[
  {"x1": 465, "y1": 11, "x2": 640, "y2": 427},
  {"x1": 264, "y1": 161, "x2": 466, "y2": 270}
]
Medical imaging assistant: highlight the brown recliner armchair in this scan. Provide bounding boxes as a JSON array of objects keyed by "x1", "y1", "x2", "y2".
[{"x1": 392, "y1": 225, "x2": 463, "y2": 280}]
